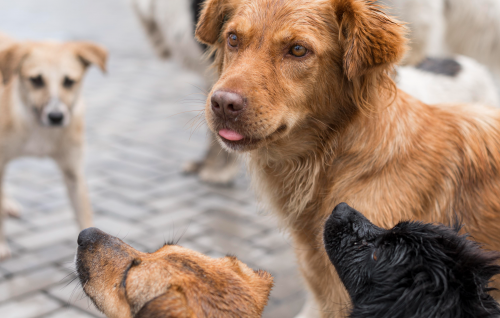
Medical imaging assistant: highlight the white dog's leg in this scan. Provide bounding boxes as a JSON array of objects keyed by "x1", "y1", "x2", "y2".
[
  {"x1": 198, "y1": 133, "x2": 240, "y2": 186},
  {"x1": 0, "y1": 168, "x2": 11, "y2": 260},
  {"x1": 184, "y1": 132, "x2": 240, "y2": 186},
  {"x1": 56, "y1": 154, "x2": 93, "y2": 230},
  {"x1": 294, "y1": 292, "x2": 321, "y2": 318},
  {"x1": 2, "y1": 195, "x2": 21, "y2": 218}
]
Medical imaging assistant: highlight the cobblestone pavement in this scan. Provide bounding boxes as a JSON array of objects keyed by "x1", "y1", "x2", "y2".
[{"x1": 0, "y1": 1, "x2": 306, "y2": 317}]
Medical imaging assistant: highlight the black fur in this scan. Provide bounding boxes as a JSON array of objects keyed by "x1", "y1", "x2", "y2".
[
  {"x1": 416, "y1": 57, "x2": 462, "y2": 77},
  {"x1": 324, "y1": 203, "x2": 500, "y2": 318},
  {"x1": 191, "y1": 0, "x2": 205, "y2": 27},
  {"x1": 191, "y1": 0, "x2": 208, "y2": 52}
]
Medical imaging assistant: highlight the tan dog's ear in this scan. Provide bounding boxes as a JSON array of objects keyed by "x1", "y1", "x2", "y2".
[
  {"x1": 0, "y1": 44, "x2": 30, "y2": 85},
  {"x1": 334, "y1": 0, "x2": 407, "y2": 80},
  {"x1": 71, "y1": 42, "x2": 108, "y2": 73},
  {"x1": 195, "y1": 0, "x2": 239, "y2": 45},
  {"x1": 135, "y1": 288, "x2": 192, "y2": 318}
]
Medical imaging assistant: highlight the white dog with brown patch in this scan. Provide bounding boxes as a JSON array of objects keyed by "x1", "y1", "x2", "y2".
[{"x1": 0, "y1": 34, "x2": 107, "y2": 259}]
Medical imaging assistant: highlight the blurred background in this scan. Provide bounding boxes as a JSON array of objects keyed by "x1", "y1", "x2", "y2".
[{"x1": 0, "y1": 0, "x2": 305, "y2": 317}]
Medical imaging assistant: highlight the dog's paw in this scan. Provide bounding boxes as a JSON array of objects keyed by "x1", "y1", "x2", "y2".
[
  {"x1": 0, "y1": 241, "x2": 11, "y2": 261},
  {"x1": 182, "y1": 160, "x2": 204, "y2": 175},
  {"x1": 2, "y1": 198, "x2": 21, "y2": 218},
  {"x1": 199, "y1": 165, "x2": 238, "y2": 186}
]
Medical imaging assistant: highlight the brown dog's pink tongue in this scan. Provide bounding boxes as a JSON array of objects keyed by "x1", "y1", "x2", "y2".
[{"x1": 219, "y1": 129, "x2": 244, "y2": 141}]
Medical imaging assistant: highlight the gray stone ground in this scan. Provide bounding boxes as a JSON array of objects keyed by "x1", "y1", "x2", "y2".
[{"x1": 0, "y1": 0, "x2": 306, "y2": 317}]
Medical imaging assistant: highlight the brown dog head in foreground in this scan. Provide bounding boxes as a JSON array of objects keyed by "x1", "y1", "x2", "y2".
[
  {"x1": 0, "y1": 37, "x2": 107, "y2": 127},
  {"x1": 76, "y1": 228, "x2": 273, "y2": 318},
  {"x1": 196, "y1": 0, "x2": 406, "y2": 152}
]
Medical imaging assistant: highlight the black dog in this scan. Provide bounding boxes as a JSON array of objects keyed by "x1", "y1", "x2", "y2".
[{"x1": 324, "y1": 203, "x2": 500, "y2": 318}]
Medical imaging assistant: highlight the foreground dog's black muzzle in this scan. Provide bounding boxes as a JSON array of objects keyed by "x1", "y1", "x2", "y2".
[{"x1": 324, "y1": 203, "x2": 383, "y2": 258}]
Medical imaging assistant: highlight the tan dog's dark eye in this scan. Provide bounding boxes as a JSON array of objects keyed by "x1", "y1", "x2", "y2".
[
  {"x1": 290, "y1": 45, "x2": 307, "y2": 57},
  {"x1": 228, "y1": 33, "x2": 238, "y2": 48},
  {"x1": 63, "y1": 76, "x2": 75, "y2": 88},
  {"x1": 29, "y1": 75, "x2": 44, "y2": 88}
]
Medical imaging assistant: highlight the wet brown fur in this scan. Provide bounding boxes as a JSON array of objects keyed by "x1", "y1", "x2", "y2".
[
  {"x1": 77, "y1": 229, "x2": 273, "y2": 318},
  {"x1": 196, "y1": 0, "x2": 500, "y2": 316}
]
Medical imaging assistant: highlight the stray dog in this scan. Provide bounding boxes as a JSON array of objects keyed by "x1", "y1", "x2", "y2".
[
  {"x1": 324, "y1": 203, "x2": 500, "y2": 318},
  {"x1": 76, "y1": 227, "x2": 273, "y2": 318},
  {"x1": 195, "y1": 0, "x2": 500, "y2": 317},
  {"x1": 397, "y1": 56, "x2": 499, "y2": 107},
  {"x1": 133, "y1": 0, "x2": 500, "y2": 186},
  {"x1": 0, "y1": 34, "x2": 107, "y2": 259},
  {"x1": 382, "y1": 0, "x2": 500, "y2": 85}
]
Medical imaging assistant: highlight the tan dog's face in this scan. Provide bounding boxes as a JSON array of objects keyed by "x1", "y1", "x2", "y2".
[
  {"x1": 76, "y1": 228, "x2": 273, "y2": 318},
  {"x1": 196, "y1": 0, "x2": 406, "y2": 152},
  {"x1": 0, "y1": 41, "x2": 107, "y2": 127}
]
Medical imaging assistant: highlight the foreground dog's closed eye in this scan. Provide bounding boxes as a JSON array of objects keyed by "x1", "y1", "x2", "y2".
[
  {"x1": 324, "y1": 203, "x2": 500, "y2": 318},
  {"x1": 76, "y1": 228, "x2": 273, "y2": 318}
]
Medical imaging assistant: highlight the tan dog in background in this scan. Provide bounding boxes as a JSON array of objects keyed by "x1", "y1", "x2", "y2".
[
  {"x1": 0, "y1": 33, "x2": 107, "y2": 259},
  {"x1": 76, "y1": 227, "x2": 273, "y2": 318},
  {"x1": 196, "y1": 0, "x2": 500, "y2": 317}
]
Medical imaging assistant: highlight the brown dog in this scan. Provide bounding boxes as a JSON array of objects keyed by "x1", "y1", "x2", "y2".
[
  {"x1": 76, "y1": 227, "x2": 273, "y2": 318},
  {"x1": 195, "y1": 0, "x2": 500, "y2": 317},
  {"x1": 0, "y1": 34, "x2": 106, "y2": 259}
]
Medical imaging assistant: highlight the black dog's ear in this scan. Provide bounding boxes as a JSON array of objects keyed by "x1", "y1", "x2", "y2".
[
  {"x1": 135, "y1": 288, "x2": 191, "y2": 318},
  {"x1": 195, "y1": 0, "x2": 240, "y2": 45}
]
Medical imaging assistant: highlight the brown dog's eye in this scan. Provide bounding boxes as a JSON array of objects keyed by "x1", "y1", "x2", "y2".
[
  {"x1": 290, "y1": 45, "x2": 307, "y2": 57},
  {"x1": 29, "y1": 75, "x2": 44, "y2": 88},
  {"x1": 63, "y1": 76, "x2": 75, "y2": 89},
  {"x1": 228, "y1": 33, "x2": 238, "y2": 48}
]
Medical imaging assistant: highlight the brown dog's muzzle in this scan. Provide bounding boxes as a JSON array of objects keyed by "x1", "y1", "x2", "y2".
[
  {"x1": 211, "y1": 90, "x2": 246, "y2": 120},
  {"x1": 76, "y1": 227, "x2": 136, "y2": 292}
]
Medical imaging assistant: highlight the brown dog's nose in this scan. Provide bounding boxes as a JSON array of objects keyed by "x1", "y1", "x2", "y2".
[
  {"x1": 78, "y1": 227, "x2": 104, "y2": 247},
  {"x1": 211, "y1": 90, "x2": 246, "y2": 119}
]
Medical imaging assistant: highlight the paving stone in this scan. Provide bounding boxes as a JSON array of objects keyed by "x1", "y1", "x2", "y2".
[
  {"x1": 253, "y1": 229, "x2": 293, "y2": 252},
  {"x1": 10, "y1": 221, "x2": 79, "y2": 251},
  {"x1": 141, "y1": 206, "x2": 204, "y2": 229},
  {"x1": 22, "y1": 209, "x2": 76, "y2": 229},
  {"x1": 0, "y1": 242, "x2": 75, "y2": 275},
  {"x1": 262, "y1": 293, "x2": 306, "y2": 318},
  {"x1": 0, "y1": 293, "x2": 61, "y2": 318},
  {"x1": 43, "y1": 307, "x2": 98, "y2": 318},
  {"x1": 0, "y1": 266, "x2": 68, "y2": 302},
  {"x1": 94, "y1": 215, "x2": 148, "y2": 239},
  {"x1": 4, "y1": 218, "x2": 31, "y2": 237},
  {"x1": 95, "y1": 197, "x2": 151, "y2": 220}
]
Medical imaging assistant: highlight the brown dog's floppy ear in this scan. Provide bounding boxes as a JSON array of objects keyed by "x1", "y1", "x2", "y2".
[
  {"x1": 195, "y1": 0, "x2": 238, "y2": 45},
  {"x1": 135, "y1": 288, "x2": 192, "y2": 318},
  {"x1": 71, "y1": 42, "x2": 108, "y2": 73},
  {"x1": 0, "y1": 44, "x2": 30, "y2": 85},
  {"x1": 334, "y1": 0, "x2": 407, "y2": 80}
]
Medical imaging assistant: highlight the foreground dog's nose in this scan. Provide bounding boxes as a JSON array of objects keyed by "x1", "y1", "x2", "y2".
[
  {"x1": 78, "y1": 227, "x2": 102, "y2": 247},
  {"x1": 332, "y1": 202, "x2": 355, "y2": 224},
  {"x1": 47, "y1": 111, "x2": 64, "y2": 125},
  {"x1": 211, "y1": 90, "x2": 246, "y2": 119}
]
